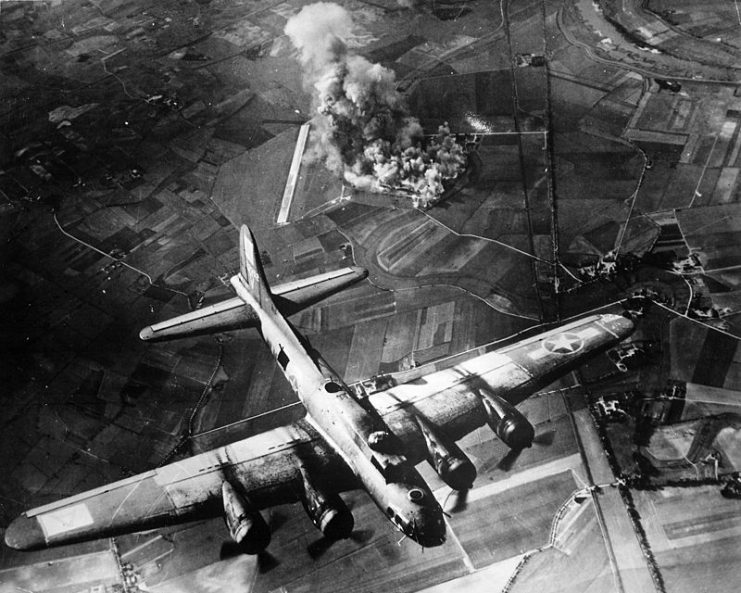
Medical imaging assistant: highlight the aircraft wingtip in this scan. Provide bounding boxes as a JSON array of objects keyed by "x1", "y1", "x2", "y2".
[
  {"x1": 139, "y1": 326, "x2": 155, "y2": 341},
  {"x1": 4, "y1": 515, "x2": 45, "y2": 551},
  {"x1": 601, "y1": 313, "x2": 635, "y2": 337},
  {"x1": 351, "y1": 266, "x2": 369, "y2": 279}
]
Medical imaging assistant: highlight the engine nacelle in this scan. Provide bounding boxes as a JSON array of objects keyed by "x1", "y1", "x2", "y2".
[
  {"x1": 480, "y1": 392, "x2": 534, "y2": 450},
  {"x1": 222, "y1": 481, "x2": 271, "y2": 554},
  {"x1": 300, "y1": 467, "x2": 354, "y2": 541},
  {"x1": 416, "y1": 416, "x2": 476, "y2": 491}
]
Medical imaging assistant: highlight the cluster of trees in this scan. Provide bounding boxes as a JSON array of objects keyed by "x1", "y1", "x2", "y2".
[
  {"x1": 619, "y1": 483, "x2": 667, "y2": 593},
  {"x1": 500, "y1": 551, "x2": 535, "y2": 593},
  {"x1": 589, "y1": 404, "x2": 667, "y2": 592}
]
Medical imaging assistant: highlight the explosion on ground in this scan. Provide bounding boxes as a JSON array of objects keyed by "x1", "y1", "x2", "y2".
[{"x1": 285, "y1": 2, "x2": 468, "y2": 208}]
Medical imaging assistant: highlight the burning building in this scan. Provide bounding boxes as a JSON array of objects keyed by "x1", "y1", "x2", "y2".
[{"x1": 285, "y1": 2, "x2": 467, "y2": 208}]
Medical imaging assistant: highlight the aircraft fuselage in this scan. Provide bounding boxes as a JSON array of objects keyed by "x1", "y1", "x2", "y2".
[{"x1": 231, "y1": 275, "x2": 446, "y2": 546}]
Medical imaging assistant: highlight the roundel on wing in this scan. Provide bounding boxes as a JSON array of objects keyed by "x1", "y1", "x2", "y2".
[{"x1": 543, "y1": 332, "x2": 584, "y2": 355}]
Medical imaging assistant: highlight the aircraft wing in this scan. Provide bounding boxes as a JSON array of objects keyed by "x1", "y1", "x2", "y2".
[
  {"x1": 368, "y1": 313, "x2": 634, "y2": 463},
  {"x1": 4, "y1": 420, "x2": 354, "y2": 551},
  {"x1": 5, "y1": 312, "x2": 633, "y2": 551}
]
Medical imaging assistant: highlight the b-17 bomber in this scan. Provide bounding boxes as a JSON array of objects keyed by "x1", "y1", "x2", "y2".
[{"x1": 4, "y1": 226, "x2": 635, "y2": 554}]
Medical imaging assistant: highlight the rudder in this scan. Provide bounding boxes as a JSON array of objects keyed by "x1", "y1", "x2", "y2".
[{"x1": 239, "y1": 225, "x2": 271, "y2": 308}]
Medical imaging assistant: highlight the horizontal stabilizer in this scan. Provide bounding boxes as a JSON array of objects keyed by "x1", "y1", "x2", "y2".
[
  {"x1": 273, "y1": 265, "x2": 367, "y2": 314},
  {"x1": 139, "y1": 296, "x2": 256, "y2": 342},
  {"x1": 140, "y1": 266, "x2": 366, "y2": 342}
]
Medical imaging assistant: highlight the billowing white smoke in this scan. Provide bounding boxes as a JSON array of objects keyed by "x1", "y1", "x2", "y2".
[{"x1": 285, "y1": 2, "x2": 467, "y2": 208}]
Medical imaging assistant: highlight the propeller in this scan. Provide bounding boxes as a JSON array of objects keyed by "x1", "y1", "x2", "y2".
[
  {"x1": 307, "y1": 528, "x2": 374, "y2": 560},
  {"x1": 257, "y1": 550, "x2": 280, "y2": 573},
  {"x1": 449, "y1": 488, "x2": 470, "y2": 513},
  {"x1": 481, "y1": 428, "x2": 557, "y2": 474},
  {"x1": 218, "y1": 509, "x2": 286, "y2": 573},
  {"x1": 219, "y1": 543, "x2": 280, "y2": 573},
  {"x1": 219, "y1": 540, "x2": 242, "y2": 560},
  {"x1": 442, "y1": 487, "x2": 470, "y2": 514},
  {"x1": 533, "y1": 429, "x2": 555, "y2": 447},
  {"x1": 307, "y1": 535, "x2": 334, "y2": 560},
  {"x1": 495, "y1": 447, "x2": 523, "y2": 472},
  {"x1": 267, "y1": 509, "x2": 288, "y2": 532}
]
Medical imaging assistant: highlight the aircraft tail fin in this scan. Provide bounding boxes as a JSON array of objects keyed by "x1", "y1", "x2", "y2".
[{"x1": 238, "y1": 225, "x2": 272, "y2": 308}]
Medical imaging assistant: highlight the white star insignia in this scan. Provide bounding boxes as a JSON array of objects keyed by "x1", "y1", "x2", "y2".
[{"x1": 544, "y1": 333, "x2": 583, "y2": 355}]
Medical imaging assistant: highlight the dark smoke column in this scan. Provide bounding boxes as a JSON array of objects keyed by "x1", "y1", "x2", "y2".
[{"x1": 284, "y1": 2, "x2": 466, "y2": 208}]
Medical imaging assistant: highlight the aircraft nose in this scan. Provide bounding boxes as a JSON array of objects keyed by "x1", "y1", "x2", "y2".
[
  {"x1": 412, "y1": 505, "x2": 446, "y2": 547},
  {"x1": 4, "y1": 514, "x2": 46, "y2": 550}
]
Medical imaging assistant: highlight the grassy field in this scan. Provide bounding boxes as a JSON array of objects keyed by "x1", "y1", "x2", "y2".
[
  {"x1": 633, "y1": 486, "x2": 741, "y2": 593},
  {"x1": 450, "y1": 471, "x2": 576, "y2": 568},
  {"x1": 510, "y1": 501, "x2": 615, "y2": 593}
]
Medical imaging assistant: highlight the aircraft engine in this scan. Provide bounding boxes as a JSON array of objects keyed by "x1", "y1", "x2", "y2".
[
  {"x1": 416, "y1": 416, "x2": 476, "y2": 491},
  {"x1": 222, "y1": 481, "x2": 271, "y2": 554},
  {"x1": 480, "y1": 392, "x2": 535, "y2": 450},
  {"x1": 300, "y1": 467, "x2": 354, "y2": 540}
]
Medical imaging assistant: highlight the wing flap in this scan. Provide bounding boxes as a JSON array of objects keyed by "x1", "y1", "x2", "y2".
[
  {"x1": 139, "y1": 297, "x2": 255, "y2": 342},
  {"x1": 272, "y1": 266, "x2": 367, "y2": 313}
]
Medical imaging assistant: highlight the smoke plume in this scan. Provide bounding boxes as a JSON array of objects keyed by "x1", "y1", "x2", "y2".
[{"x1": 285, "y1": 2, "x2": 466, "y2": 208}]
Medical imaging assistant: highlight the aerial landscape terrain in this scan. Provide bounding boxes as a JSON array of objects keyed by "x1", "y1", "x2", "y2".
[{"x1": 2, "y1": 0, "x2": 741, "y2": 592}]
